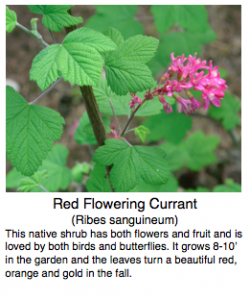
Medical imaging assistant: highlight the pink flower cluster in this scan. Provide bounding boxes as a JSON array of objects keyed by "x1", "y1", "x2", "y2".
[
  {"x1": 129, "y1": 93, "x2": 142, "y2": 109},
  {"x1": 129, "y1": 53, "x2": 227, "y2": 115}
]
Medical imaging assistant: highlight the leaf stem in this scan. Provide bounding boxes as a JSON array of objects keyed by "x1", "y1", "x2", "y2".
[
  {"x1": 108, "y1": 98, "x2": 121, "y2": 134},
  {"x1": 39, "y1": 185, "x2": 48, "y2": 192},
  {"x1": 123, "y1": 127, "x2": 136, "y2": 135},
  {"x1": 16, "y1": 22, "x2": 49, "y2": 48},
  {"x1": 106, "y1": 167, "x2": 115, "y2": 192},
  {"x1": 29, "y1": 78, "x2": 63, "y2": 105},
  {"x1": 64, "y1": 13, "x2": 114, "y2": 192},
  {"x1": 120, "y1": 98, "x2": 147, "y2": 136},
  {"x1": 122, "y1": 137, "x2": 132, "y2": 147},
  {"x1": 49, "y1": 29, "x2": 57, "y2": 44}
]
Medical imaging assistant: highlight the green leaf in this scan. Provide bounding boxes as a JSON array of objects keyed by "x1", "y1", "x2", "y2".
[
  {"x1": 6, "y1": 86, "x2": 64, "y2": 176},
  {"x1": 6, "y1": 6, "x2": 17, "y2": 33},
  {"x1": 105, "y1": 35, "x2": 159, "y2": 64},
  {"x1": 180, "y1": 131, "x2": 220, "y2": 171},
  {"x1": 131, "y1": 174, "x2": 178, "y2": 192},
  {"x1": 148, "y1": 32, "x2": 202, "y2": 76},
  {"x1": 31, "y1": 27, "x2": 114, "y2": 90},
  {"x1": 142, "y1": 107, "x2": 192, "y2": 144},
  {"x1": 86, "y1": 5, "x2": 144, "y2": 39},
  {"x1": 218, "y1": 68, "x2": 228, "y2": 79},
  {"x1": 93, "y1": 139, "x2": 170, "y2": 192},
  {"x1": 104, "y1": 28, "x2": 124, "y2": 46},
  {"x1": 159, "y1": 142, "x2": 186, "y2": 171},
  {"x1": 63, "y1": 27, "x2": 117, "y2": 52},
  {"x1": 6, "y1": 168, "x2": 26, "y2": 189},
  {"x1": 38, "y1": 144, "x2": 72, "y2": 191},
  {"x1": 213, "y1": 179, "x2": 241, "y2": 192},
  {"x1": 151, "y1": 5, "x2": 209, "y2": 35},
  {"x1": 74, "y1": 112, "x2": 110, "y2": 146},
  {"x1": 17, "y1": 170, "x2": 48, "y2": 192},
  {"x1": 93, "y1": 78, "x2": 163, "y2": 117},
  {"x1": 86, "y1": 164, "x2": 111, "y2": 192},
  {"x1": 72, "y1": 162, "x2": 91, "y2": 184},
  {"x1": 105, "y1": 59, "x2": 155, "y2": 96},
  {"x1": 28, "y1": 5, "x2": 83, "y2": 32},
  {"x1": 104, "y1": 33, "x2": 158, "y2": 95},
  {"x1": 134, "y1": 125, "x2": 150, "y2": 143},
  {"x1": 191, "y1": 28, "x2": 217, "y2": 44},
  {"x1": 150, "y1": 5, "x2": 176, "y2": 35},
  {"x1": 30, "y1": 44, "x2": 62, "y2": 91},
  {"x1": 57, "y1": 43, "x2": 103, "y2": 87},
  {"x1": 208, "y1": 93, "x2": 241, "y2": 130},
  {"x1": 176, "y1": 5, "x2": 209, "y2": 32}
]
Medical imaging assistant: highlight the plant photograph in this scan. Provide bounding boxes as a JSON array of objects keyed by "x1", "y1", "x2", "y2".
[{"x1": 6, "y1": 5, "x2": 241, "y2": 193}]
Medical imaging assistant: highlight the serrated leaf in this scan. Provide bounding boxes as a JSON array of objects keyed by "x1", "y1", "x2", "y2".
[
  {"x1": 105, "y1": 59, "x2": 155, "y2": 96},
  {"x1": 6, "y1": 86, "x2": 64, "y2": 176},
  {"x1": 148, "y1": 32, "x2": 202, "y2": 76},
  {"x1": 30, "y1": 44, "x2": 62, "y2": 91},
  {"x1": 151, "y1": 5, "x2": 209, "y2": 35},
  {"x1": 213, "y1": 179, "x2": 241, "y2": 192},
  {"x1": 104, "y1": 28, "x2": 124, "y2": 46},
  {"x1": 38, "y1": 144, "x2": 72, "y2": 191},
  {"x1": 93, "y1": 139, "x2": 170, "y2": 192},
  {"x1": 142, "y1": 107, "x2": 192, "y2": 144},
  {"x1": 104, "y1": 34, "x2": 158, "y2": 95},
  {"x1": 131, "y1": 174, "x2": 178, "y2": 192},
  {"x1": 86, "y1": 163, "x2": 111, "y2": 192},
  {"x1": 63, "y1": 27, "x2": 117, "y2": 52},
  {"x1": 72, "y1": 162, "x2": 91, "y2": 184},
  {"x1": 6, "y1": 6, "x2": 17, "y2": 33},
  {"x1": 180, "y1": 131, "x2": 220, "y2": 171},
  {"x1": 86, "y1": 5, "x2": 143, "y2": 39},
  {"x1": 18, "y1": 170, "x2": 48, "y2": 192},
  {"x1": 31, "y1": 27, "x2": 112, "y2": 89},
  {"x1": 28, "y1": 5, "x2": 83, "y2": 32},
  {"x1": 93, "y1": 78, "x2": 163, "y2": 117},
  {"x1": 57, "y1": 43, "x2": 103, "y2": 87},
  {"x1": 74, "y1": 112, "x2": 110, "y2": 146},
  {"x1": 105, "y1": 35, "x2": 159, "y2": 64},
  {"x1": 208, "y1": 93, "x2": 241, "y2": 130},
  {"x1": 6, "y1": 168, "x2": 26, "y2": 189},
  {"x1": 134, "y1": 125, "x2": 150, "y2": 143}
]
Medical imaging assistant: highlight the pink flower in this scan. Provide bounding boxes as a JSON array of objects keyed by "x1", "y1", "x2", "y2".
[
  {"x1": 158, "y1": 95, "x2": 166, "y2": 104},
  {"x1": 175, "y1": 95, "x2": 192, "y2": 115},
  {"x1": 70, "y1": 119, "x2": 79, "y2": 137},
  {"x1": 133, "y1": 53, "x2": 227, "y2": 116},
  {"x1": 134, "y1": 96, "x2": 142, "y2": 105},
  {"x1": 169, "y1": 53, "x2": 187, "y2": 77},
  {"x1": 129, "y1": 101, "x2": 135, "y2": 109},
  {"x1": 202, "y1": 86, "x2": 225, "y2": 110},
  {"x1": 145, "y1": 90, "x2": 154, "y2": 100},
  {"x1": 111, "y1": 129, "x2": 119, "y2": 139},
  {"x1": 129, "y1": 93, "x2": 142, "y2": 109},
  {"x1": 190, "y1": 96, "x2": 203, "y2": 112},
  {"x1": 160, "y1": 73, "x2": 170, "y2": 83},
  {"x1": 206, "y1": 61, "x2": 226, "y2": 86},
  {"x1": 190, "y1": 72, "x2": 208, "y2": 91},
  {"x1": 163, "y1": 103, "x2": 173, "y2": 114},
  {"x1": 186, "y1": 53, "x2": 208, "y2": 75}
]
